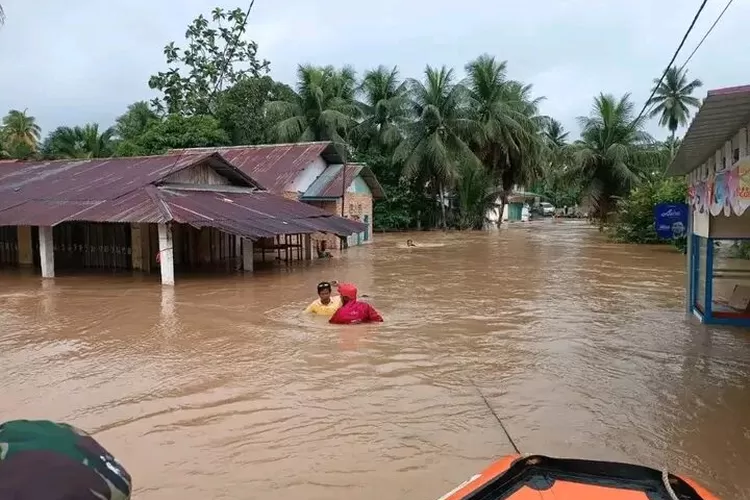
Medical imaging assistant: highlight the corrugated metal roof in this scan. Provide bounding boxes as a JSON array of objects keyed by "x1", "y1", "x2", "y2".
[
  {"x1": 158, "y1": 187, "x2": 365, "y2": 239},
  {"x1": 167, "y1": 142, "x2": 343, "y2": 194},
  {"x1": 0, "y1": 153, "x2": 365, "y2": 239},
  {"x1": 301, "y1": 163, "x2": 386, "y2": 200},
  {"x1": 668, "y1": 85, "x2": 750, "y2": 176}
]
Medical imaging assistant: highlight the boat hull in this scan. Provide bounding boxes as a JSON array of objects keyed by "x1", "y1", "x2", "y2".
[{"x1": 439, "y1": 455, "x2": 719, "y2": 500}]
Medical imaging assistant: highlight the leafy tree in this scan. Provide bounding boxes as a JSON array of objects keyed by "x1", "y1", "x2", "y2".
[
  {"x1": 394, "y1": 65, "x2": 482, "y2": 228},
  {"x1": 648, "y1": 66, "x2": 702, "y2": 149},
  {"x1": 464, "y1": 55, "x2": 545, "y2": 224},
  {"x1": 128, "y1": 115, "x2": 230, "y2": 155},
  {"x1": 266, "y1": 64, "x2": 359, "y2": 145},
  {"x1": 148, "y1": 7, "x2": 270, "y2": 115},
  {"x1": 42, "y1": 124, "x2": 115, "y2": 159},
  {"x1": 454, "y1": 163, "x2": 500, "y2": 230},
  {"x1": 569, "y1": 93, "x2": 657, "y2": 221},
  {"x1": 355, "y1": 66, "x2": 409, "y2": 152},
  {"x1": 115, "y1": 101, "x2": 160, "y2": 142},
  {"x1": 1, "y1": 109, "x2": 41, "y2": 159},
  {"x1": 214, "y1": 76, "x2": 296, "y2": 145}
]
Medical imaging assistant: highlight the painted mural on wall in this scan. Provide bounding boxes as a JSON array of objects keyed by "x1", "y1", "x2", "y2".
[{"x1": 689, "y1": 157, "x2": 750, "y2": 216}]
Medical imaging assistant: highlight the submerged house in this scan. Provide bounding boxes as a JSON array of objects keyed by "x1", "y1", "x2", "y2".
[
  {"x1": 168, "y1": 142, "x2": 386, "y2": 248},
  {"x1": 0, "y1": 153, "x2": 364, "y2": 285}
]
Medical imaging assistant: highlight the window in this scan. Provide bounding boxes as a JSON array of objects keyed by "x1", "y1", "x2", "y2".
[{"x1": 734, "y1": 148, "x2": 740, "y2": 162}]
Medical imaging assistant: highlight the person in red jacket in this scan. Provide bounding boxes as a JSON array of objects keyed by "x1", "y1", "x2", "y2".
[{"x1": 329, "y1": 283, "x2": 383, "y2": 324}]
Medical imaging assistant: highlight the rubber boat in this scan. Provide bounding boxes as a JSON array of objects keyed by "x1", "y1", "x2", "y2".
[{"x1": 438, "y1": 454, "x2": 718, "y2": 500}]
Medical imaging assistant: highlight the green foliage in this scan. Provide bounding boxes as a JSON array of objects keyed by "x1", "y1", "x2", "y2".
[
  {"x1": 1, "y1": 109, "x2": 41, "y2": 159},
  {"x1": 115, "y1": 102, "x2": 160, "y2": 142},
  {"x1": 42, "y1": 124, "x2": 115, "y2": 159},
  {"x1": 454, "y1": 163, "x2": 500, "y2": 230},
  {"x1": 265, "y1": 64, "x2": 359, "y2": 147},
  {"x1": 214, "y1": 76, "x2": 296, "y2": 145},
  {"x1": 608, "y1": 175, "x2": 686, "y2": 244},
  {"x1": 148, "y1": 7, "x2": 270, "y2": 115},
  {"x1": 124, "y1": 115, "x2": 230, "y2": 155}
]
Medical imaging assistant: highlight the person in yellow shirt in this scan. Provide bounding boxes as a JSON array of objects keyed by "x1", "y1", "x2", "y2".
[{"x1": 304, "y1": 281, "x2": 342, "y2": 316}]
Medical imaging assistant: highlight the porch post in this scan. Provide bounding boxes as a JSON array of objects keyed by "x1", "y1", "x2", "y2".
[
  {"x1": 242, "y1": 238, "x2": 254, "y2": 272},
  {"x1": 158, "y1": 223, "x2": 175, "y2": 286},
  {"x1": 304, "y1": 234, "x2": 313, "y2": 260},
  {"x1": 38, "y1": 226, "x2": 55, "y2": 278},
  {"x1": 17, "y1": 225, "x2": 33, "y2": 266}
]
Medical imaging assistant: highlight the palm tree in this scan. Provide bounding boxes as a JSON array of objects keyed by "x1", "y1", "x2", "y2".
[
  {"x1": 265, "y1": 64, "x2": 359, "y2": 148},
  {"x1": 43, "y1": 124, "x2": 115, "y2": 159},
  {"x1": 454, "y1": 162, "x2": 501, "y2": 230},
  {"x1": 648, "y1": 66, "x2": 703, "y2": 151},
  {"x1": 354, "y1": 66, "x2": 409, "y2": 152},
  {"x1": 570, "y1": 93, "x2": 656, "y2": 221},
  {"x1": 464, "y1": 55, "x2": 545, "y2": 224},
  {"x1": 394, "y1": 65, "x2": 482, "y2": 229},
  {"x1": 2, "y1": 109, "x2": 41, "y2": 152}
]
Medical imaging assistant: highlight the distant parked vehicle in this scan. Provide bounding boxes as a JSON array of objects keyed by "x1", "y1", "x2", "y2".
[{"x1": 539, "y1": 201, "x2": 555, "y2": 216}]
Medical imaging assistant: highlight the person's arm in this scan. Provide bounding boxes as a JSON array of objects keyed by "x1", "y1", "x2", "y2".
[{"x1": 366, "y1": 304, "x2": 383, "y2": 322}]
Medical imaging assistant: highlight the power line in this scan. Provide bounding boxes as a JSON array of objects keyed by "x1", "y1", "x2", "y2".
[
  {"x1": 632, "y1": 0, "x2": 709, "y2": 126},
  {"x1": 679, "y1": 0, "x2": 736, "y2": 72}
]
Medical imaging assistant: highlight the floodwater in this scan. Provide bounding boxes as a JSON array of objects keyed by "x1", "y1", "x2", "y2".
[{"x1": 1, "y1": 222, "x2": 749, "y2": 499}]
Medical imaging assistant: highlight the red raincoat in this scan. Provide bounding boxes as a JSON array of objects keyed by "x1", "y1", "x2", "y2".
[{"x1": 329, "y1": 283, "x2": 384, "y2": 325}]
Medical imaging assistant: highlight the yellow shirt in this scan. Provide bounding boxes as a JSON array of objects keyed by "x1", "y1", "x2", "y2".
[{"x1": 304, "y1": 296, "x2": 342, "y2": 316}]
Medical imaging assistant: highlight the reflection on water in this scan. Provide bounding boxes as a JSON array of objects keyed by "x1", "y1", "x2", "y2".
[{"x1": 1, "y1": 222, "x2": 749, "y2": 499}]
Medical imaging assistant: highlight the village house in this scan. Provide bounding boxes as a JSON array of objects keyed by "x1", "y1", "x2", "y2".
[
  {"x1": 0, "y1": 152, "x2": 365, "y2": 285},
  {"x1": 168, "y1": 142, "x2": 386, "y2": 250}
]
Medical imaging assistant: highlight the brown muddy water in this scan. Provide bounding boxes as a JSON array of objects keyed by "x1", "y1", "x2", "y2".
[{"x1": 0, "y1": 222, "x2": 749, "y2": 499}]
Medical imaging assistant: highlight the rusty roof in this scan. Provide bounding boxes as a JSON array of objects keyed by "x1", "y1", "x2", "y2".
[
  {"x1": 301, "y1": 163, "x2": 386, "y2": 200},
  {"x1": 159, "y1": 187, "x2": 365, "y2": 238},
  {"x1": 668, "y1": 84, "x2": 750, "y2": 176},
  {"x1": 167, "y1": 142, "x2": 344, "y2": 194},
  {"x1": 0, "y1": 154, "x2": 366, "y2": 239}
]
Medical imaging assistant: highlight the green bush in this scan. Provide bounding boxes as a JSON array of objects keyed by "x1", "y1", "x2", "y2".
[{"x1": 608, "y1": 176, "x2": 686, "y2": 247}]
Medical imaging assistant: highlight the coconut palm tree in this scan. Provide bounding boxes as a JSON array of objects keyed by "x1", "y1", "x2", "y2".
[
  {"x1": 354, "y1": 65, "x2": 409, "y2": 152},
  {"x1": 1, "y1": 109, "x2": 42, "y2": 158},
  {"x1": 394, "y1": 65, "x2": 482, "y2": 229},
  {"x1": 43, "y1": 124, "x2": 115, "y2": 159},
  {"x1": 648, "y1": 66, "x2": 703, "y2": 151},
  {"x1": 265, "y1": 64, "x2": 359, "y2": 147},
  {"x1": 570, "y1": 93, "x2": 656, "y2": 221},
  {"x1": 463, "y1": 55, "x2": 545, "y2": 224}
]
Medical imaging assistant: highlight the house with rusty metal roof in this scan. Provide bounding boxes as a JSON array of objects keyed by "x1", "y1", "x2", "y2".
[
  {"x1": 167, "y1": 142, "x2": 386, "y2": 248},
  {"x1": 0, "y1": 152, "x2": 365, "y2": 285}
]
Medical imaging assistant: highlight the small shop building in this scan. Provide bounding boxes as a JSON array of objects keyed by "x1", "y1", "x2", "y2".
[{"x1": 668, "y1": 84, "x2": 750, "y2": 326}]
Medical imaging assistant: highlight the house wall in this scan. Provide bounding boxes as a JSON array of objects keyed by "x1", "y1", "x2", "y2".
[
  {"x1": 162, "y1": 163, "x2": 231, "y2": 185},
  {"x1": 288, "y1": 157, "x2": 327, "y2": 193},
  {"x1": 688, "y1": 123, "x2": 750, "y2": 238}
]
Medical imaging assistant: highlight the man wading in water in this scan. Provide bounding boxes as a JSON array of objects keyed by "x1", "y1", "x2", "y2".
[
  {"x1": 329, "y1": 283, "x2": 383, "y2": 324},
  {"x1": 304, "y1": 281, "x2": 342, "y2": 316}
]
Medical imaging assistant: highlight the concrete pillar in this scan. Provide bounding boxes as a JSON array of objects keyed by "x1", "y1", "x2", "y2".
[
  {"x1": 158, "y1": 223, "x2": 175, "y2": 286},
  {"x1": 740, "y1": 128, "x2": 748, "y2": 158},
  {"x1": 242, "y1": 238, "x2": 253, "y2": 272},
  {"x1": 17, "y1": 225, "x2": 33, "y2": 266},
  {"x1": 131, "y1": 223, "x2": 143, "y2": 270},
  {"x1": 725, "y1": 141, "x2": 733, "y2": 167},
  {"x1": 304, "y1": 234, "x2": 313, "y2": 260},
  {"x1": 38, "y1": 226, "x2": 54, "y2": 278}
]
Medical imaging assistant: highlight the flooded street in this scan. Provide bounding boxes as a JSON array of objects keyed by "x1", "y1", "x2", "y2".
[{"x1": 1, "y1": 222, "x2": 749, "y2": 499}]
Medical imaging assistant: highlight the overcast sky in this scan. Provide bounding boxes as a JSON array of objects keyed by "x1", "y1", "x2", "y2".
[{"x1": 0, "y1": 0, "x2": 746, "y2": 141}]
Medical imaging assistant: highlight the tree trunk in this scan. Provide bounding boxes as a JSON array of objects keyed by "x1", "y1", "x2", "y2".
[
  {"x1": 496, "y1": 190, "x2": 508, "y2": 227},
  {"x1": 438, "y1": 184, "x2": 447, "y2": 230},
  {"x1": 670, "y1": 129, "x2": 676, "y2": 158}
]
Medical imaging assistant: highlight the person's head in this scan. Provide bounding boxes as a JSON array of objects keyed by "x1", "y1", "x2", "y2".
[
  {"x1": 337, "y1": 283, "x2": 358, "y2": 304},
  {"x1": 317, "y1": 282, "x2": 332, "y2": 303}
]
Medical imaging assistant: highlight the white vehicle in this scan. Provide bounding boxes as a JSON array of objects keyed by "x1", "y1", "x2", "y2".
[{"x1": 539, "y1": 201, "x2": 555, "y2": 216}]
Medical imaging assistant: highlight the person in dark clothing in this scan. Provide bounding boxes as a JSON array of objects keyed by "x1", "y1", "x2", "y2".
[{"x1": 0, "y1": 419, "x2": 132, "y2": 499}]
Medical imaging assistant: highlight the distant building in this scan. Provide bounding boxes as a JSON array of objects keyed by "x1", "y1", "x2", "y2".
[
  {"x1": 668, "y1": 84, "x2": 750, "y2": 326},
  {"x1": 0, "y1": 153, "x2": 364, "y2": 285},
  {"x1": 168, "y1": 142, "x2": 386, "y2": 249}
]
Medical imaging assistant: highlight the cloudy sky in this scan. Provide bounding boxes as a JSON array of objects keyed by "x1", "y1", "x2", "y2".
[{"x1": 0, "y1": 0, "x2": 746, "y2": 141}]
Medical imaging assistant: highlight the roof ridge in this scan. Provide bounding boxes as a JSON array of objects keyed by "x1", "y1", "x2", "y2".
[{"x1": 168, "y1": 141, "x2": 332, "y2": 153}]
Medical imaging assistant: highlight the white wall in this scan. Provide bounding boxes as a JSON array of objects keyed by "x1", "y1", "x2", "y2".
[
  {"x1": 693, "y1": 210, "x2": 710, "y2": 238},
  {"x1": 288, "y1": 157, "x2": 327, "y2": 193}
]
